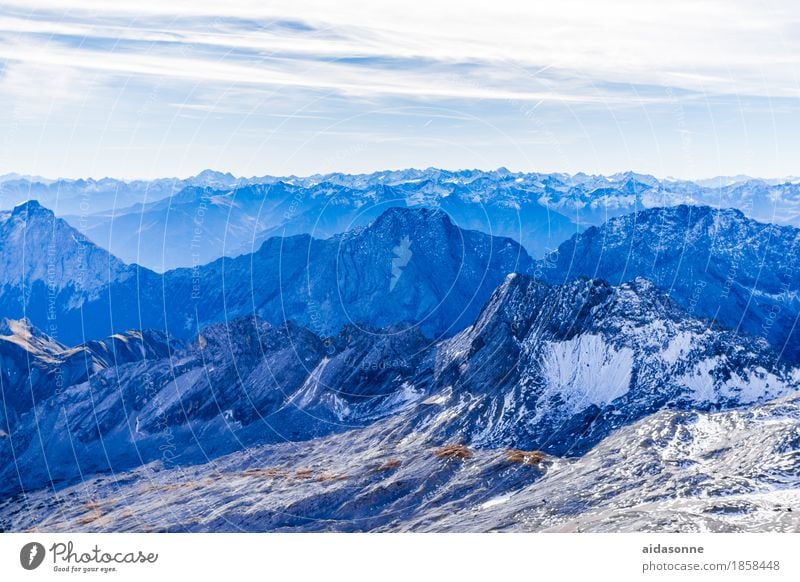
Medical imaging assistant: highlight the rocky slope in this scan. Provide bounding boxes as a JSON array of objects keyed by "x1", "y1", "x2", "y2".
[
  {"x1": 392, "y1": 275, "x2": 797, "y2": 455},
  {"x1": 3, "y1": 388, "x2": 798, "y2": 533},
  {"x1": 1, "y1": 274, "x2": 795, "y2": 503}
]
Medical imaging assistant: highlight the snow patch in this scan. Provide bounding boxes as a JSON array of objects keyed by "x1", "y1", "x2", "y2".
[
  {"x1": 679, "y1": 359, "x2": 789, "y2": 404},
  {"x1": 481, "y1": 494, "x2": 512, "y2": 509},
  {"x1": 539, "y1": 334, "x2": 633, "y2": 412},
  {"x1": 662, "y1": 331, "x2": 694, "y2": 364}
]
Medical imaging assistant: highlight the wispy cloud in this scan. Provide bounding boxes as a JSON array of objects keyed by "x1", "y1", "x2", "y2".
[
  {"x1": 4, "y1": 1, "x2": 800, "y2": 103},
  {"x1": 1, "y1": 0, "x2": 799, "y2": 179}
]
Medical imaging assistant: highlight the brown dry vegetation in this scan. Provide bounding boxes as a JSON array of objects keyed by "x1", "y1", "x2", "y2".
[
  {"x1": 238, "y1": 466, "x2": 348, "y2": 482},
  {"x1": 78, "y1": 502, "x2": 103, "y2": 525},
  {"x1": 294, "y1": 468, "x2": 314, "y2": 479},
  {"x1": 505, "y1": 449, "x2": 548, "y2": 466},
  {"x1": 77, "y1": 513, "x2": 101, "y2": 525},
  {"x1": 315, "y1": 471, "x2": 348, "y2": 482},
  {"x1": 241, "y1": 467, "x2": 288, "y2": 479},
  {"x1": 434, "y1": 444, "x2": 473, "y2": 460},
  {"x1": 144, "y1": 482, "x2": 192, "y2": 493}
]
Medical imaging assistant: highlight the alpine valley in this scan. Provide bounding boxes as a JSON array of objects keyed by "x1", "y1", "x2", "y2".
[{"x1": 1, "y1": 169, "x2": 799, "y2": 533}]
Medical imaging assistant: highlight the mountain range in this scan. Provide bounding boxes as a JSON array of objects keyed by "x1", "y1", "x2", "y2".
[
  {"x1": 1, "y1": 185, "x2": 799, "y2": 532},
  {"x1": 0, "y1": 170, "x2": 249, "y2": 215},
  {"x1": 4, "y1": 168, "x2": 800, "y2": 271},
  {"x1": 2, "y1": 199, "x2": 798, "y2": 364},
  {"x1": 0, "y1": 201, "x2": 531, "y2": 344},
  {"x1": 66, "y1": 177, "x2": 578, "y2": 271}
]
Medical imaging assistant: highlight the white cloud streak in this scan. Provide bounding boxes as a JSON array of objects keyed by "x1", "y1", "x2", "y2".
[{"x1": 2, "y1": 0, "x2": 800, "y2": 103}]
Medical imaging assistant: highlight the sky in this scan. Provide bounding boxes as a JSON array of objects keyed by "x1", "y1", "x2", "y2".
[{"x1": 1, "y1": 0, "x2": 800, "y2": 180}]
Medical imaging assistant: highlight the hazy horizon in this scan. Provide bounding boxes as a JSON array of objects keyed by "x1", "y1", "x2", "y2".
[{"x1": 1, "y1": 166, "x2": 798, "y2": 184}]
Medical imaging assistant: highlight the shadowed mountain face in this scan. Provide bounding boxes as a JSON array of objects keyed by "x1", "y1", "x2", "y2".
[
  {"x1": 163, "y1": 206, "x2": 534, "y2": 340},
  {"x1": 9, "y1": 200, "x2": 799, "y2": 365},
  {"x1": 537, "y1": 205, "x2": 800, "y2": 363},
  {"x1": 0, "y1": 203, "x2": 531, "y2": 345},
  {"x1": 0, "y1": 201, "x2": 158, "y2": 344},
  {"x1": 1, "y1": 274, "x2": 795, "y2": 498}
]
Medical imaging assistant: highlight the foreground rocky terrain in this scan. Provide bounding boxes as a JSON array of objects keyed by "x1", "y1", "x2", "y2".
[{"x1": 3, "y1": 391, "x2": 799, "y2": 532}]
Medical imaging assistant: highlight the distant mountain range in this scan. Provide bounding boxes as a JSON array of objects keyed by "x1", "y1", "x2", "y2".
[
  {"x1": 65, "y1": 175, "x2": 579, "y2": 271},
  {"x1": 5, "y1": 168, "x2": 800, "y2": 271},
  {"x1": 0, "y1": 169, "x2": 248, "y2": 215}
]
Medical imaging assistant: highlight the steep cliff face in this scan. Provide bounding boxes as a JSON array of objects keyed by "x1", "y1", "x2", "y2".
[
  {"x1": 399, "y1": 274, "x2": 796, "y2": 455},
  {"x1": 0, "y1": 200, "x2": 164, "y2": 344}
]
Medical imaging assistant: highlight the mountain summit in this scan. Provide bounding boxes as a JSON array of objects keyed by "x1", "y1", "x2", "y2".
[
  {"x1": 0, "y1": 200, "x2": 132, "y2": 291},
  {"x1": 165, "y1": 204, "x2": 534, "y2": 339},
  {"x1": 0, "y1": 201, "x2": 141, "y2": 344}
]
